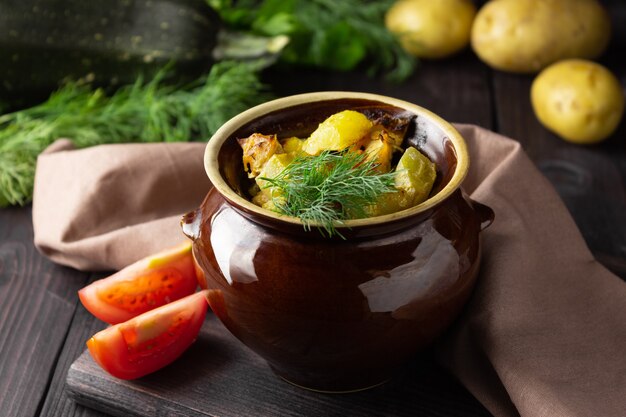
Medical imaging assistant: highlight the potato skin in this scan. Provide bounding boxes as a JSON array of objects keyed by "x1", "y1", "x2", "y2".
[
  {"x1": 471, "y1": 0, "x2": 611, "y2": 73},
  {"x1": 385, "y1": 0, "x2": 476, "y2": 59},
  {"x1": 531, "y1": 59, "x2": 624, "y2": 144}
]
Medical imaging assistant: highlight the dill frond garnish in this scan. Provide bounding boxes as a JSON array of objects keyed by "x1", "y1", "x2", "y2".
[
  {"x1": 0, "y1": 61, "x2": 270, "y2": 207},
  {"x1": 259, "y1": 150, "x2": 397, "y2": 238}
]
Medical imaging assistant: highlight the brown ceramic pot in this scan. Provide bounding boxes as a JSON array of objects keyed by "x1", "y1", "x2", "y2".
[{"x1": 183, "y1": 92, "x2": 493, "y2": 393}]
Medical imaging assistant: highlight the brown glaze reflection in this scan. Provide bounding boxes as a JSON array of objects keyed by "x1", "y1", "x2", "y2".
[{"x1": 184, "y1": 95, "x2": 494, "y2": 392}]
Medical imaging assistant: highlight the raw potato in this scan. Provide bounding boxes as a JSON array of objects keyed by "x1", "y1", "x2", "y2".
[
  {"x1": 385, "y1": 0, "x2": 476, "y2": 59},
  {"x1": 531, "y1": 59, "x2": 625, "y2": 144},
  {"x1": 472, "y1": 0, "x2": 611, "y2": 73}
]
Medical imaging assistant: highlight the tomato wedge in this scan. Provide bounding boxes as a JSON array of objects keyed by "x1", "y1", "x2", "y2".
[
  {"x1": 87, "y1": 291, "x2": 209, "y2": 380},
  {"x1": 79, "y1": 242, "x2": 198, "y2": 324}
]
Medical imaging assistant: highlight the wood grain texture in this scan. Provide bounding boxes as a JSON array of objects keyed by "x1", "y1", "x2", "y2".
[
  {"x1": 263, "y1": 51, "x2": 494, "y2": 129},
  {"x1": 0, "y1": 206, "x2": 90, "y2": 417},
  {"x1": 67, "y1": 313, "x2": 491, "y2": 417},
  {"x1": 39, "y1": 275, "x2": 109, "y2": 417}
]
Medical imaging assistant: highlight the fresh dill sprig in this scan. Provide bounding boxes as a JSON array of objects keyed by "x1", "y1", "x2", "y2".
[
  {"x1": 0, "y1": 61, "x2": 271, "y2": 207},
  {"x1": 209, "y1": 0, "x2": 416, "y2": 82},
  {"x1": 260, "y1": 150, "x2": 397, "y2": 238}
]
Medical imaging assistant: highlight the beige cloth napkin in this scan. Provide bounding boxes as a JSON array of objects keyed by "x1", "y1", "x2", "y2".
[
  {"x1": 32, "y1": 125, "x2": 626, "y2": 417},
  {"x1": 33, "y1": 139, "x2": 210, "y2": 270}
]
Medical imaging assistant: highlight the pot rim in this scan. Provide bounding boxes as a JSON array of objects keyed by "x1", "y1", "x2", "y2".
[{"x1": 204, "y1": 91, "x2": 469, "y2": 230}]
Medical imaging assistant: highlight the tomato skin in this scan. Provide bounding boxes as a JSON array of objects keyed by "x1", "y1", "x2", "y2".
[
  {"x1": 79, "y1": 242, "x2": 198, "y2": 324},
  {"x1": 86, "y1": 291, "x2": 208, "y2": 380}
]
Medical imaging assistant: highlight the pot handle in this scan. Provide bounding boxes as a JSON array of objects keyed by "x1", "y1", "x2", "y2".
[
  {"x1": 471, "y1": 199, "x2": 494, "y2": 231},
  {"x1": 181, "y1": 208, "x2": 203, "y2": 242}
]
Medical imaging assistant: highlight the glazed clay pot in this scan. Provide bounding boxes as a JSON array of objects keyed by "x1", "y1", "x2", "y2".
[{"x1": 183, "y1": 92, "x2": 493, "y2": 392}]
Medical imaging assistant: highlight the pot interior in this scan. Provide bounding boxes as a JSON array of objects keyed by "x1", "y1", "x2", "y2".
[{"x1": 217, "y1": 98, "x2": 458, "y2": 207}]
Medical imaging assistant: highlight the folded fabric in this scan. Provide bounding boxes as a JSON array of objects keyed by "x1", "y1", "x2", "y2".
[
  {"x1": 33, "y1": 140, "x2": 209, "y2": 270},
  {"x1": 437, "y1": 126, "x2": 626, "y2": 417},
  {"x1": 32, "y1": 125, "x2": 626, "y2": 417}
]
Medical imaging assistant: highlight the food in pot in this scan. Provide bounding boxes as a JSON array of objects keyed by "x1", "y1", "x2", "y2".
[{"x1": 237, "y1": 109, "x2": 437, "y2": 235}]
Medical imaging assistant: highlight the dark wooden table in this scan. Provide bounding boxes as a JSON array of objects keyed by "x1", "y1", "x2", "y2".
[{"x1": 2, "y1": 6, "x2": 625, "y2": 417}]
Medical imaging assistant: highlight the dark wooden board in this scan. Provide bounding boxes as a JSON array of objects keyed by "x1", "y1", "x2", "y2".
[
  {"x1": 66, "y1": 313, "x2": 491, "y2": 417},
  {"x1": 0, "y1": 206, "x2": 91, "y2": 417},
  {"x1": 263, "y1": 50, "x2": 493, "y2": 129},
  {"x1": 39, "y1": 274, "x2": 110, "y2": 417}
]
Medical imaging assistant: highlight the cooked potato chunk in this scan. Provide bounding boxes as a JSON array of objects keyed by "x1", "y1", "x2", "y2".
[
  {"x1": 394, "y1": 147, "x2": 436, "y2": 208},
  {"x1": 255, "y1": 153, "x2": 295, "y2": 200},
  {"x1": 302, "y1": 110, "x2": 373, "y2": 155},
  {"x1": 365, "y1": 147, "x2": 436, "y2": 217},
  {"x1": 238, "y1": 133, "x2": 284, "y2": 178},
  {"x1": 281, "y1": 136, "x2": 306, "y2": 155},
  {"x1": 364, "y1": 193, "x2": 403, "y2": 217}
]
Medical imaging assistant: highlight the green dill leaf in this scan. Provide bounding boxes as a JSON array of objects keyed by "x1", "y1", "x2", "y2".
[
  {"x1": 0, "y1": 61, "x2": 271, "y2": 207},
  {"x1": 260, "y1": 150, "x2": 397, "y2": 238}
]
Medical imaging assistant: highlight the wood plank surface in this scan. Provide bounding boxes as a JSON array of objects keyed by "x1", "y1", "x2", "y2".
[
  {"x1": 39, "y1": 275, "x2": 109, "y2": 417},
  {"x1": 0, "y1": 206, "x2": 90, "y2": 417},
  {"x1": 66, "y1": 313, "x2": 491, "y2": 417},
  {"x1": 264, "y1": 50, "x2": 493, "y2": 129}
]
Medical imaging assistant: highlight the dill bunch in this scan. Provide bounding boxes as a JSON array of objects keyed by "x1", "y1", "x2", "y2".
[
  {"x1": 0, "y1": 61, "x2": 271, "y2": 207},
  {"x1": 209, "y1": 0, "x2": 416, "y2": 81},
  {"x1": 260, "y1": 150, "x2": 397, "y2": 238}
]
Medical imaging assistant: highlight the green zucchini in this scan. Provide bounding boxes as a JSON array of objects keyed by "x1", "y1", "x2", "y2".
[{"x1": 0, "y1": 0, "x2": 220, "y2": 94}]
